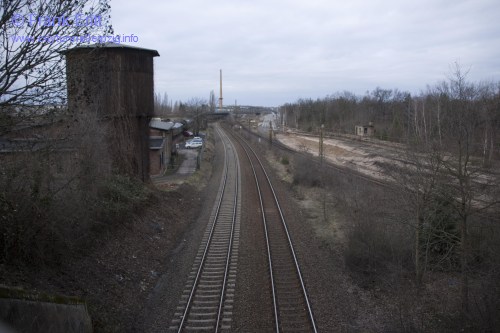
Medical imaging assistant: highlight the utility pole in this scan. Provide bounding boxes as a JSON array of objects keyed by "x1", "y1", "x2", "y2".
[
  {"x1": 282, "y1": 106, "x2": 285, "y2": 132},
  {"x1": 319, "y1": 123, "x2": 327, "y2": 222},
  {"x1": 269, "y1": 120, "x2": 273, "y2": 144},
  {"x1": 319, "y1": 124, "x2": 324, "y2": 165}
]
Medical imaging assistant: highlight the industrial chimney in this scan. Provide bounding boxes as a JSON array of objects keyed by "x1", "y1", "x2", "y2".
[{"x1": 218, "y1": 69, "x2": 223, "y2": 111}]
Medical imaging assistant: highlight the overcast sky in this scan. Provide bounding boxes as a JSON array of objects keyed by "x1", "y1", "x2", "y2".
[{"x1": 112, "y1": 0, "x2": 500, "y2": 107}]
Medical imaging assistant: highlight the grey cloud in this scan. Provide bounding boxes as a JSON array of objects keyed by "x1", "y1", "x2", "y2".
[{"x1": 112, "y1": 0, "x2": 500, "y2": 106}]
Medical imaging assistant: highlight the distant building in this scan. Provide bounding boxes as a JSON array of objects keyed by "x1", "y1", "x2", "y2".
[
  {"x1": 148, "y1": 119, "x2": 185, "y2": 176},
  {"x1": 149, "y1": 136, "x2": 167, "y2": 176},
  {"x1": 149, "y1": 119, "x2": 173, "y2": 176},
  {"x1": 355, "y1": 122, "x2": 375, "y2": 137}
]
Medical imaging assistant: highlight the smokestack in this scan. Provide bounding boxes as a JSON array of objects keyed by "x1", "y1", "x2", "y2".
[{"x1": 218, "y1": 69, "x2": 223, "y2": 111}]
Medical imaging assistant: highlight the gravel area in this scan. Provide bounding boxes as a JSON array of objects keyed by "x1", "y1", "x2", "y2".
[
  {"x1": 238, "y1": 131, "x2": 382, "y2": 332},
  {"x1": 275, "y1": 133, "x2": 407, "y2": 182},
  {"x1": 227, "y1": 126, "x2": 356, "y2": 332},
  {"x1": 231, "y1": 130, "x2": 275, "y2": 332}
]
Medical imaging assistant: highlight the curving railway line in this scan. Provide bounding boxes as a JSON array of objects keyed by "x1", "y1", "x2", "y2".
[
  {"x1": 168, "y1": 124, "x2": 318, "y2": 332},
  {"x1": 168, "y1": 126, "x2": 241, "y2": 332}
]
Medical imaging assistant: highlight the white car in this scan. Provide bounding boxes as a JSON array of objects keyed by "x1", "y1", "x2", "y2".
[{"x1": 185, "y1": 138, "x2": 203, "y2": 149}]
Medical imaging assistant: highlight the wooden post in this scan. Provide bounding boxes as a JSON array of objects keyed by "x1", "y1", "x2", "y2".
[
  {"x1": 269, "y1": 120, "x2": 273, "y2": 144},
  {"x1": 319, "y1": 124, "x2": 324, "y2": 165}
]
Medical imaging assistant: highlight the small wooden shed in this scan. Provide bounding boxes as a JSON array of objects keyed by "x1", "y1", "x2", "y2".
[{"x1": 355, "y1": 122, "x2": 375, "y2": 137}]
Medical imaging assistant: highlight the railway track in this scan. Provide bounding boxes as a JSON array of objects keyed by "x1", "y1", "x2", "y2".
[
  {"x1": 236, "y1": 123, "x2": 498, "y2": 214},
  {"x1": 168, "y1": 125, "x2": 241, "y2": 332},
  {"x1": 169, "y1": 124, "x2": 318, "y2": 332},
  {"x1": 227, "y1": 126, "x2": 318, "y2": 333},
  {"x1": 236, "y1": 123, "x2": 393, "y2": 189}
]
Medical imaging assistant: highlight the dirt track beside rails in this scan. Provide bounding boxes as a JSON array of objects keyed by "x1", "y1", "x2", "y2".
[{"x1": 275, "y1": 133, "x2": 409, "y2": 181}]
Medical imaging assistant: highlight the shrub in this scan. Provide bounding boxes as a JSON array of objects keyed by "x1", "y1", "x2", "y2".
[
  {"x1": 419, "y1": 193, "x2": 460, "y2": 271},
  {"x1": 0, "y1": 112, "x2": 152, "y2": 266},
  {"x1": 98, "y1": 174, "x2": 151, "y2": 223},
  {"x1": 292, "y1": 155, "x2": 322, "y2": 187}
]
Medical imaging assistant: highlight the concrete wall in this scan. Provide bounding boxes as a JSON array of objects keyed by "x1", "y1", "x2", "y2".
[{"x1": 0, "y1": 286, "x2": 92, "y2": 333}]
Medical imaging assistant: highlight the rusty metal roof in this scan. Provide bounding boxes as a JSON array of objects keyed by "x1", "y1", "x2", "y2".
[{"x1": 149, "y1": 120, "x2": 174, "y2": 131}]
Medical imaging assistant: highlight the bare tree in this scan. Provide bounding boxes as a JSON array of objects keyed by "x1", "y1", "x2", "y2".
[
  {"x1": 1, "y1": 0, "x2": 112, "y2": 109},
  {"x1": 209, "y1": 90, "x2": 216, "y2": 113},
  {"x1": 387, "y1": 65, "x2": 500, "y2": 295},
  {"x1": 183, "y1": 97, "x2": 208, "y2": 135},
  {"x1": 154, "y1": 91, "x2": 170, "y2": 116},
  {"x1": 0, "y1": 108, "x2": 111, "y2": 264},
  {"x1": 432, "y1": 64, "x2": 500, "y2": 322},
  {"x1": 476, "y1": 81, "x2": 499, "y2": 168},
  {"x1": 384, "y1": 128, "x2": 455, "y2": 286}
]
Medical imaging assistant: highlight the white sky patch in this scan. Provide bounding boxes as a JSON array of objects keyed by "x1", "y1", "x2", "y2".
[{"x1": 111, "y1": 0, "x2": 500, "y2": 106}]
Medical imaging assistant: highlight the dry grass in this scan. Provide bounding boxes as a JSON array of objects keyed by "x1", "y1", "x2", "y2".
[{"x1": 261, "y1": 139, "x2": 500, "y2": 332}]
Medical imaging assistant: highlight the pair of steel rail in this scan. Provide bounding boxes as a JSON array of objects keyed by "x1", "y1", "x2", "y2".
[{"x1": 171, "y1": 124, "x2": 317, "y2": 332}]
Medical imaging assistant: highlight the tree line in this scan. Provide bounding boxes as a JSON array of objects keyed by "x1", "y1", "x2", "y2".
[
  {"x1": 279, "y1": 64, "x2": 500, "y2": 329},
  {"x1": 279, "y1": 65, "x2": 499, "y2": 169},
  {"x1": 154, "y1": 90, "x2": 218, "y2": 118}
]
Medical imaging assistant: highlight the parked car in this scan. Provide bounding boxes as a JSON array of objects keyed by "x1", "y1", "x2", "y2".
[{"x1": 185, "y1": 138, "x2": 203, "y2": 149}]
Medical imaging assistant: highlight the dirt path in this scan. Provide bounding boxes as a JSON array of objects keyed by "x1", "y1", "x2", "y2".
[{"x1": 276, "y1": 133, "x2": 408, "y2": 181}]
